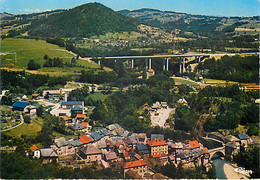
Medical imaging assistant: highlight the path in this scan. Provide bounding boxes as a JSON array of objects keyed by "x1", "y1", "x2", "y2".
[{"x1": 1, "y1": 112, "x2": 24, "y2": 132}]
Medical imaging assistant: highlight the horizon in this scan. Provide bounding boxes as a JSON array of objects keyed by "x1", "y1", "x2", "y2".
[{"x1": 0, "y1": 0, "x2": 259, "y2": 17}]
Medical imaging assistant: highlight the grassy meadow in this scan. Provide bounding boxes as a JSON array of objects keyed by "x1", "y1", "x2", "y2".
[
  {"x1": 3, "y1": 117, "x2": 44, "y2": 138},
  {"x1": 0, "y1": 38, "x2": 103, "y2": 76}
]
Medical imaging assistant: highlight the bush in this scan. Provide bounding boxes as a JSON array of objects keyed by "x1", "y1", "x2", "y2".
[{"x1": 27, "y1": 60, "x2": 41, "y2": 70}]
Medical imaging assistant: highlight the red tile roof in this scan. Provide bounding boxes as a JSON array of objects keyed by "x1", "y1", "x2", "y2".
[
  {"x1": 79, "y1": 134, "x2": 92, "y2": 144},
  {"x1": 30, "y1": 144, "x2": 38, "y2": 152},
  {"x1": 189, "y1": 140, "x2": 200, "y2": 149},
  {"x1": 204, "y1": 147, "x2": 208, "y2": 153},
  {"x1": 115, "y1": 141, "x2": 121, "y2": 147},
  {"x1": 81, "y1": 122, "x2": 89, "y2": 127},
  {"x1": 122, "y1": 160, "x2": 147, "y2": 169},
  {"x1": 59, "y1": 116, "x2": 69, "y2": 121},
  {"x1": 77, "y1": 114, "x2": 86, "y2": 119},
  {"x1": 147, "y1": 138, "x2": 167, "y2": 147},
  {"x1": 152, "y1": 153, "x2": 167, "y2": 158},
  {"x1": 124, "y1": 151, "x2": 130, "y2": 158}
]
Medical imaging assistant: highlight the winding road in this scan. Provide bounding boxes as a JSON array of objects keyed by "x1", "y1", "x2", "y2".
[{"x1": 1, "y1": 112, "x2": 24, "y2": 132}]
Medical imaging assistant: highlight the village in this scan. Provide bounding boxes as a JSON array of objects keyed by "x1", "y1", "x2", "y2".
[{"x1": 1, "y1": 88, "x2": 255, "y2": 179}]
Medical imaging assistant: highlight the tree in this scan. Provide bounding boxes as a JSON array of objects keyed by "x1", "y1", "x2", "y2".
[
  {"x1": 27, "y1": 60, "x2": 41, "y2": 70},
  {"x1": 44, "y1": 55, "x2": 49, "y2": 60},
  {"x1": 24, "y1": 115, "x2": 31, "y2": 124},
  {"x1": 36, "y1": 105, "x2": 44, "y2": 117}
]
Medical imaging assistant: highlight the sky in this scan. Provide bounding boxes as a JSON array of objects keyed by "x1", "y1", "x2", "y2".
[{"x1": 0, "y1": 0, "x2": 259, "y2": 17}]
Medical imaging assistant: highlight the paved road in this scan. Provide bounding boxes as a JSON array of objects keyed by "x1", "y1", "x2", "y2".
[
  {"x1": 85, "y1": 52, "x2": 259, "y2": 60},
  {"x1": 1, "y1": 112, "x2": 24, "y2": 132}
]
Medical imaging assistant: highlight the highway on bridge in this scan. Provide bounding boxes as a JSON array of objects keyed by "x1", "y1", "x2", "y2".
[{"x1": 88, "y1": 52, "x2": 259, "y2": 60}]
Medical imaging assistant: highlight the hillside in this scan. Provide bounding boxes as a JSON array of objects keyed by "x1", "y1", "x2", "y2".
[
  {"x1": 119, "y1": 8, "x2": 260, "y2": 38},
  {"x1": 27, "y1": 2, "x2": 140, "y2": 37},
  {"x1": 0, "y1": 38, "x2": 103, "y2": 76}
]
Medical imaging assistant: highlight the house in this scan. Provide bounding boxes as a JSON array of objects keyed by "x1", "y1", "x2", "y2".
[
  {"x1": 60, "y1": 101, "x2": 84, "y2": 109},
  {"x1": 79, "y1": 134, "x2": 93, "y2": 145},
  {"x1": 189, "y1": 140, "x2": 200, "y2": 149},
  {"x1": 237, "y1": 134, "x2": 252, "y2": 148},
  {"x1": 105, "y1": 152, "x2": 118, "y2": 162},
  {"x1": 146, "y1": 69, "x2": 155, "y2": 79},
  {"x1": 225, "y1": 141, "x2": 240, "y2": 158},
  {"x1": 34, "y1": 148, "x2": 58, "y2": 159},
  {"x1": 99, "y1": 128, "x2": 109, "y2": 136},
  {"x1": 91, "y1": 131, "x2": 102, "y2": 141},
  {"x1": 79, "y1": 144, "x2": 102, "y2": 163},
  {"x1": 123, "y1": 151, "x2": 131, "y2": 160},
  {"x1": 151, "y1": 134, "x2": 164, "y2": 140},
  {"x1": 122, "y1": 159, "x2": 148, "y2": 177},
  {"x1": 71, "y1": 106, "x2": 84, "y2": 118},
  {"x1": 147, "y1": 138, "x2": 168, "y2": 157},
  {"x1": 30, "y1": 144, "x2": 38, "y2": 152},
  {"x1": 70, "y1": 123, "x2": 85, "y2": 131},
  {"x1": 77, "y1": 114, "x2": 86, "y2": 121},
  {"x1": 125, "y1": 169, "x2": 143, "y2": 179},
  {"x1": 53, "y1": 137, "x2": 76, "y2": 156},
  {"x1": 12, "y1": 101, "x2": 29, "y2": 111},
  {"x1": 137, "y1": 144, "x2": 149, "y2": 154}
]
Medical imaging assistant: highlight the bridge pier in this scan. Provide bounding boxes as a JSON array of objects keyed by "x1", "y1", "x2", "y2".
[
  {"x1": 98, "y1": 60, "x2": 101, "y2": 65},
  {"x1": 131, "y1": 59, "x2": 134, "y2": 69},
  {"x1": 182, "y1": 57, "x2": 185, "y2": 72},
  {"x1": 179, "y1": 59, "x2": 182, "y2": 73},
  {"x1": 149, "y1": 58, "x2": 152, "y2": 69}
]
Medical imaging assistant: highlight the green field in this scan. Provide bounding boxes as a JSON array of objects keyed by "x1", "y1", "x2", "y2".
[
  {"x1": 0, "y1": 38, "x2": 103, "y2": 76},
  {"x1": 3, "y1": 117, "x2": 44, "y2": 137},
  {"x1": 88, "y1": 92, "x2": 110, "y2": 101},
  {"x1": 171, "y1": 77, "x2": 200, "y2": 86}
]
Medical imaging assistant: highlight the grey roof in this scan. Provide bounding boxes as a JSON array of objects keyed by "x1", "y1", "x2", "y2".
[
  {"x1": 107, "y1": 124, "x2": 117, "y2": 131},
  {"x1": 71, "y1": 123, "x2": 85, "y2": 130},
  {"x1": 99, "y1": 128, "x2": 108, "y2": 136},
  {"x1": 95, "y1": 138, "x2": 107, "y2": 149},
  {"x1": 137, "y1": 144, "x2": 148, "y2": 151},
  {"x1": 238, "y1": 134, "x2": 249, "y2": 140},
  {"x1": 91, "y1": 131, "x2": 102, "y2": 141},
  {"x1": 40, "y1": 148, "x2": 57, "y2": 157},
  {"x1": 55, "y1": 137, "x2": 69, "y2": 147},
  {"x1": 68, "y1": 139, "x2": 82, "y2": 146},
  {"x1": 127, "y1": 136, "x2": 138, "y2": 145},
  {"x1": 105, "y1": 152, "x2": 117, "y2": 161},
  {"x1": 121, "y1": 130, "x2": 130, "y2": 137},
  {"x1": 151, "y1": 134, "x2": 164, "y2": 140},
  {"x1": 115, "y1": 127, "x2": 124, "y2": 136},
  {"x1": 80, "y1": 144, "x2": 101, "y2": 155},
  {"x1": 141, "y1": 150, "x2": 150, "y2": 154},
  {"x1": 111, "y1": 137, "x2": 124, "y2": 145}
]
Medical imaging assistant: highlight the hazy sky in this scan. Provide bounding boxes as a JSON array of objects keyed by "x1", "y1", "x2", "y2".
[{"x1": 1, "y1": 0, "x2": 259, "y2": 17}]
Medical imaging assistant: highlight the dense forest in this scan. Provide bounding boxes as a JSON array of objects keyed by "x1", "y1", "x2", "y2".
[
  {"x1": 1, "y1": 152, "x2": 123, "y2": 179},
  {"x1": 197, "y1": 55, "x2": 258, "y2": 83},
  {"x1": 27, "y1": 3, "x2": 140, "y2": 38}
]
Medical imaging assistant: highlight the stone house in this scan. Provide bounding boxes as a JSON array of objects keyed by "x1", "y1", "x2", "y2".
[
  {"x1": 122, "y1": 159, "x2": 148, "y2": 177},
  {"x1": 79, "y1": 144, "x2": 102, "y2": 163},
  {"x1": 147, "y1": 138, "x2": 168, "y2": 157}
]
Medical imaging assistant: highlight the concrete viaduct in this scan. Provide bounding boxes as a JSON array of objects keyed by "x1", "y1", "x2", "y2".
[{"x1": 88, "y1": 52, "x2": 258, "y2": 73}]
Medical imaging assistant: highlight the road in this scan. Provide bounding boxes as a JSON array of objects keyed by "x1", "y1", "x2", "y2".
[
  {"x1": 1, "y1": 112, "x2": 24, "y2": 132},
  {"x1": 85, "y1": 52, "x2": 259, "y2": 60}
]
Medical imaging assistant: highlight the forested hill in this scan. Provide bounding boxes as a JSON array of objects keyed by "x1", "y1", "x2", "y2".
[{"x1": 27, "y1": 3, "x2": 140, "y2": 37}]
